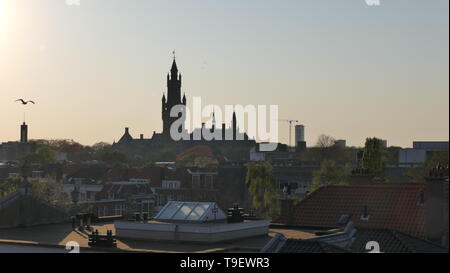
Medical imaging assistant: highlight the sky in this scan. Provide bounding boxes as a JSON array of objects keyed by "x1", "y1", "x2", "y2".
[{"x1": 0, "y1": 0, "x2": 448, "y2": 148}]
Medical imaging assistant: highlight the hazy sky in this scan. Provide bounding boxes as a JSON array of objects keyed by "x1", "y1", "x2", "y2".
[{"x1": 0, "y1": 0, "x2": 448, "y2": 147}]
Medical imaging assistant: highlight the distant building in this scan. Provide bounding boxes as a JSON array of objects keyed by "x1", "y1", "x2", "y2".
[
  {"x1": 0, "y1": 122, "x2": 36, "y2": 161},
  {"x1": 413, "y1": 141, "x2": 449, "y2": 150},
  {"x1": 93, "y1": 180, "x2": 155, "y2": 218},
  {"x1": 334, "y1": 139, "x2": 346, "y2": 148},
  {"x1": 249, "y1": 144, "x2": 296, "y2": 162},
  {"x1": 56, "y1": 152, "x2": 68, "y2": 163},
  {"x1": 399, "y1": 141, "x2": 448, "y2": 165},
  {"x1": 274, "y1": 161, "x2": 320, "y2": 196},
  {"x1": 113, "y1": 58, "x2": 255, "y2": 158},
  {"x1": 295, "y1": 125, "x2": 305, "y2": 144}
]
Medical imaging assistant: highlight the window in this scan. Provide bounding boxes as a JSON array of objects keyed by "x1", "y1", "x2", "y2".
[
  {"x1": 88, "y1": 192, "x2": 96, "y2": 201},
  {"x1": 192, "y1": 175, "x2": 200, "y2": 188},
  {"x1": 108, "y1": 192, "x2": 115, "y2": 200},
  {"x1": 205, "y1": 175, "x2": 214, "y2": 189},
  {"x1": 163, "y1": 180, "x2": 180, "y2": 189},
  {"x1": 155, "y1": 202, "x2": 226, "y2": 222},
  {"x1": 114, "y1": 205, "x2": 124, "y2": 216}
]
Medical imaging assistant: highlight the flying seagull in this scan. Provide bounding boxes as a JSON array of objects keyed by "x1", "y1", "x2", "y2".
[{"x1": 15, "y1": 99, "x2": 35, "y2": 105}]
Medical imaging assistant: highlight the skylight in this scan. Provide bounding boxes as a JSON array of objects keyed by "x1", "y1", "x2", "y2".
[{"x1": 154, "y1": 201, "x2": 226, "y2": 222}]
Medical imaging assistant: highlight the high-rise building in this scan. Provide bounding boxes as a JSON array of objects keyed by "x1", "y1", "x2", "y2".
[{"x1": 295, "y1": 125, "x2": 305, "y2": 146}]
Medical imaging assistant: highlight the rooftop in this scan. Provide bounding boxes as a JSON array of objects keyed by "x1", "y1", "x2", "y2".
[
  {"x1": 283, "y1": 182, "x2": 427, "y2": 238},
  {"x1": 0, "y1": 222, "x2": 315, "y2": 253}
]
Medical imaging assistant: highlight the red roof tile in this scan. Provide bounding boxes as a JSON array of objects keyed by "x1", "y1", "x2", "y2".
[{"x1": 290, "y1": 183, "x2": 426, "y2": 238}]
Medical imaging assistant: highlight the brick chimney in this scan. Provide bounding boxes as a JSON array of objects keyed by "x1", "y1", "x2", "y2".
[
  {"x1": 424, "y1": 163, "x2": 449, "y2": 247},
  {"x1": 280, "y1": 198, "x2": 294, "y2": 225}
]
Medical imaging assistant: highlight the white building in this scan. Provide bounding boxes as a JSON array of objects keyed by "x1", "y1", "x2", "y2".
[{"x1": 399, "y1": 141, "x2": 448, "y2": 165}]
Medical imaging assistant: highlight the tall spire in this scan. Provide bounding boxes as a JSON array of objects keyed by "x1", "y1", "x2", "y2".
[
  {"x1": 170, "y1": 50, "x2": 178, "y2": 76},
  {"x1": 171, "y1": 59, "x2": 178, "y2": 73}
]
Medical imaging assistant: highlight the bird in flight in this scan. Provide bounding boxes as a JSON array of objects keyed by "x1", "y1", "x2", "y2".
[{"x1": 15, "y1": 99, "x2": 35, "y2": 105}]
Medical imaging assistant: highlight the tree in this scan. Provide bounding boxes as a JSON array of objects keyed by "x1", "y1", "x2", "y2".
[
  {"x1": 406, "y1": 151, "x2": 449, "y2": 182},
  {"x1": 315, "y1": 134, "x2": 336, "y2": 162},
  {"x1": 245, "y1": 161, "x2": 280, "y2": 220},
  {"x1": 361, "y1": 137, "x2": 385, "y2": 176},
  {"x1": 309, "y1": 160, "x2": 351, "y2": 192},
  {"x1": 20, "y1": 146, "x2": 57, "y2": 164},
  {"x1": 100, "y1": 150, "x2": 127, "y2": 165},
  {"x1": 0, "y1": 176, "x2": 71, "y2": 208},
  {"x1": 316, "y1": 134, "x2": 336, "y2": 148},
  {"x1": 35, "y1": 146, "x2": 57, "y2": 164},
  {"x1": 91, "y1": 142, "x2": 112, "y2": 152},
  {"x1": 142, "y1": 161, "x2": 156, "y2": 168},
  {"x1": 0, "y1": 177, "x2": 21, "y2": 197}
]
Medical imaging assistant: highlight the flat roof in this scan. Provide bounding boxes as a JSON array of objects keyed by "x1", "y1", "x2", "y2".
[{"x1": 0, "y1": 222, "x2": 317, "y2": 253}]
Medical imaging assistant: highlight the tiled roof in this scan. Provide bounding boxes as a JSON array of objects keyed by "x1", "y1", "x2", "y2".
[
  {"x1": 176, "y1": 145, "x2": 214, "y2": 161},
  {"x1": 262, "y1": 234, "x2": 350, "y2": 253},
  {"x1": 290, "y1": 183, "x2": 426, "y2": 237},
  {"x1": 278, "y1": 239, "x2": 350, "y2": 253},
  {"x1": 350, "y1": 228, "x2": 448, "y2": 253}
]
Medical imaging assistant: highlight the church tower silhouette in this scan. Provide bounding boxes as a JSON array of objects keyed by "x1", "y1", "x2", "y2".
[{"x1": 162, "y1": 58, "x2": 187, "y2": 137}]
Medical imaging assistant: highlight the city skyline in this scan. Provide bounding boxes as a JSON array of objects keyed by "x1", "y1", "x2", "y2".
[{"x1": 0, "y1": 0, "x2": 448, "y2": 147}]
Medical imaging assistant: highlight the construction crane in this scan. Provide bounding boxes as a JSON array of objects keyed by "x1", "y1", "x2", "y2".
[{"x1": 280, "y1": 119, "x2": 299, "y2": 148}]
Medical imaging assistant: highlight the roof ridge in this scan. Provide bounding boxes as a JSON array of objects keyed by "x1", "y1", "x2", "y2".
[
  {"x1": 392, "y1": 229, "x2": 447, "y2": 251},
  {"x1": 294, "y1": 186, "x2": 327, "y2": 206},
  {"x1": 318, "y1": 241, "x2": 351, "y2": 253}
]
